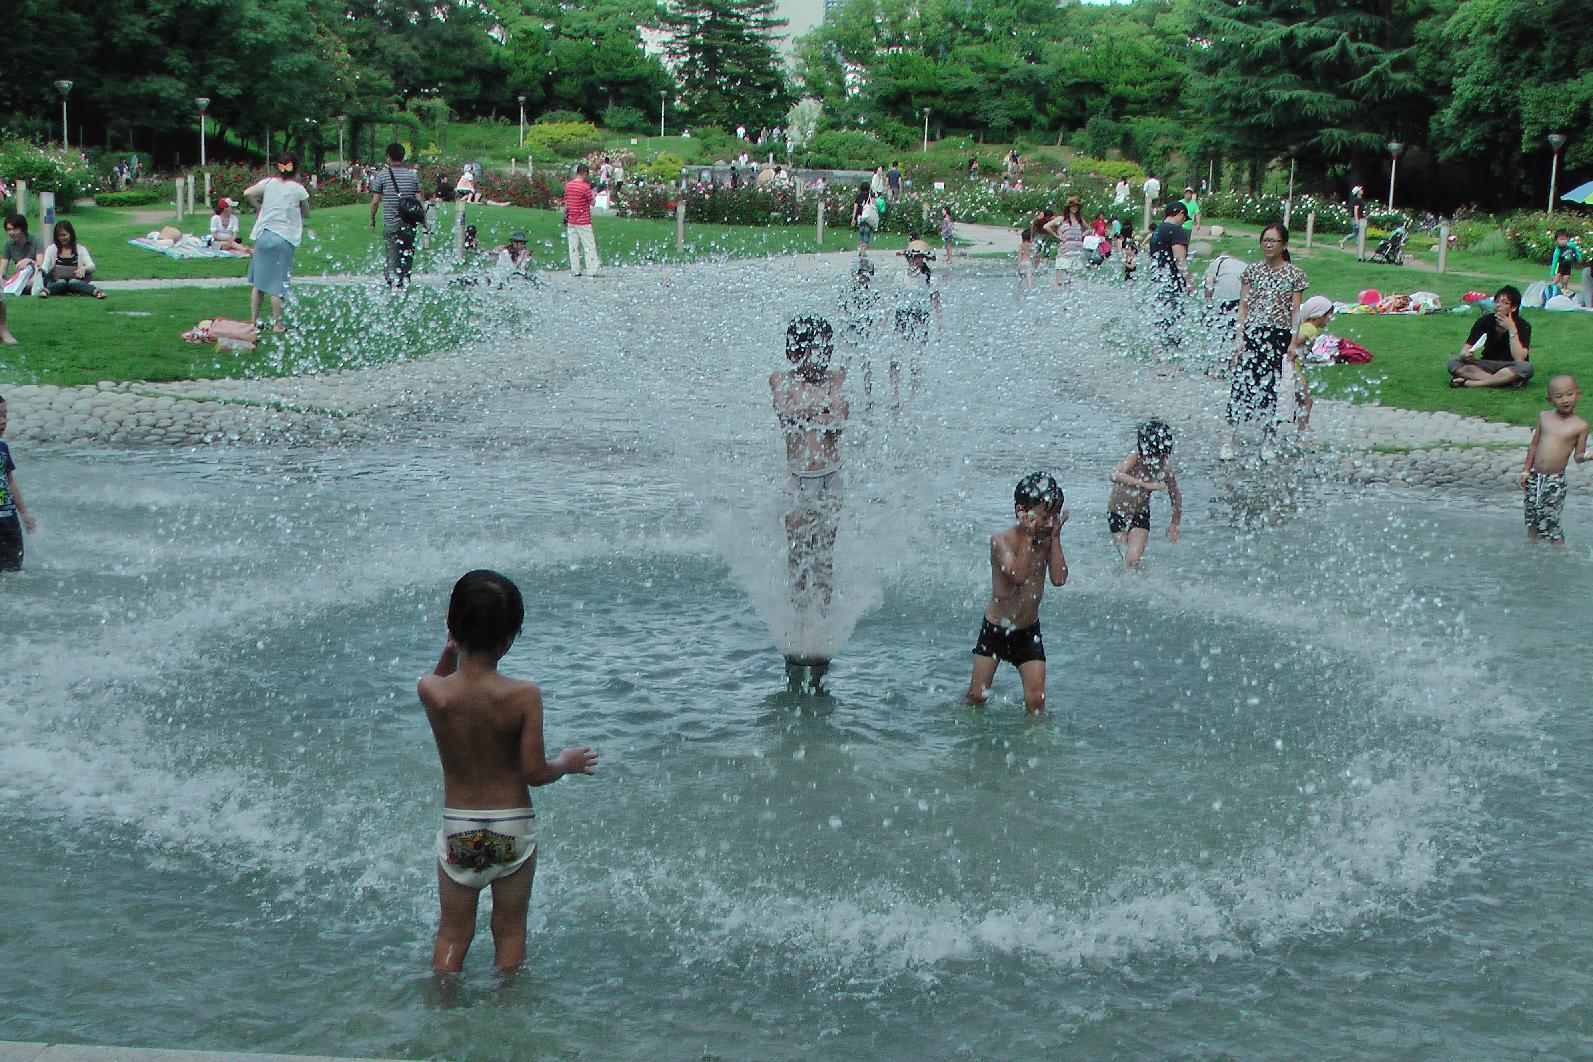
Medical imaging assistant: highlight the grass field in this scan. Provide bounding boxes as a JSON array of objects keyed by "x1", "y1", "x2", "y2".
[
  {"x1": 0, "y1": 283, "x2": 499, "y2": 388},
  {"x1": 56, "y1": 203, "x2": 907, "y2": 282}
]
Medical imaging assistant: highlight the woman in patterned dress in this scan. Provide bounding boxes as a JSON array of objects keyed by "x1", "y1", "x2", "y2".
[{"x1": 1221, "y1": 223, "x2": 1309, "y2": 461}]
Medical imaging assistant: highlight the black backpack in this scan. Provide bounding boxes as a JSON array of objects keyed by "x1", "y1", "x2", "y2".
[{"x1": 387, "y1": 165, "x2": 425, "y2": 226}]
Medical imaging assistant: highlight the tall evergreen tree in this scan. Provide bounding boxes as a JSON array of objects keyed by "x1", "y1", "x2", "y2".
[{"x1": 666, "y1": 0, "x2": 791, "y2": 130}]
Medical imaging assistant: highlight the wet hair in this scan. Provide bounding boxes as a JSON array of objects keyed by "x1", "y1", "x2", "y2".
[
  {"x1": 786, "y1": 315, "x2": 834, "y2": 368},
  {"x1": 4, "y1": 213, "x2": 26, "y2": 233},
  {"x1": 1020, "y1": 229, "x2": 1033, "y2": 242},
  {"x1": 386, "y1": 142, "x2": 405, "y2": 163},
  {"x1": 1495, "y1": 284, "x2": 1521, "y2": 309},
  {"x1": 1261, "y1": 222, "x2": 1292, "y2": 262},
  {"x1": 447, "y1": 570, "x2": 525, "y2": 652},
  {"x1": 1014, "y1": 472, "x2": 1063, "y2": 513},
  {"x1": 276, "y1": 151, "x2": 301, "y2": 177},
  {"x1": 1137, "y1": 419, "x2": 1174, "y2": 460},
  {"x1": 52, "y1": 220, "x2": 77, "y2": 251}
]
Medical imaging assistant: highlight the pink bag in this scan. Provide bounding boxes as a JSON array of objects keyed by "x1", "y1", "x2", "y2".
[{"x1": 1336, "y1": 338, "x2": 1373, "y2": 364}]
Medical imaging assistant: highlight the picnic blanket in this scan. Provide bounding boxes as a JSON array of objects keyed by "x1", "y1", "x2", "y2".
[{"x1": 128, "y1": 237, "x2": 243, "y2": 260}]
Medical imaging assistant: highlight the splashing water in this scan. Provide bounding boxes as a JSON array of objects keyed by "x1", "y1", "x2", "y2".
[{"x1": 3, "y1": 256, "x2": 1591, "y2": 1060}]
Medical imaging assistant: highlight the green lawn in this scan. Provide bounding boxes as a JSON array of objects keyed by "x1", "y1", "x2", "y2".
[
  {"x1": 60, "y1": 203, "x2": 905, "y2": 282},
  {"x1": 0, "y1": 283, "x2": 498, "y2": 388}
]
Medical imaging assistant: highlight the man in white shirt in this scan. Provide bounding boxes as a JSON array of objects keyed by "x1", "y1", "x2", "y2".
[
  {"x1": 1113, "y1": 179, "x2": 1130, "y2": 204},
  {"x1": 1143, "y1": 174, "x2": 1162, "y2": 203}
]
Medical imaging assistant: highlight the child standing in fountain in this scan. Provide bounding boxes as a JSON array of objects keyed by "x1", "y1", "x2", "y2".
[
  {"x1": 772, "y1": 316, "x2": 848, "y2": 614},
  {"x1": 419, "y1": 570, "x2": 598, "y2": 974},
  {"x1": 1520, "y1": 374, "x2": 1590, "y2": 546},
  {"x1": 966, "y1": 473, "x2": 1068, "y2": 716},
  {"x1": 0, "y1": 395, "x2": 38, "y2": 573},
  {"x1": 1108, "y1": 420, "x2": 1182, "y2": 570}
]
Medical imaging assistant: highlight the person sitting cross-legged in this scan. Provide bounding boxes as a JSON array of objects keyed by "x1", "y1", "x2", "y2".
[
  {"x1": 1448, "y1": 285, "x2": 1532, "y2": 389},
  {"x1": 39, "y1": 221, "x2": 106, "y2": 299}
]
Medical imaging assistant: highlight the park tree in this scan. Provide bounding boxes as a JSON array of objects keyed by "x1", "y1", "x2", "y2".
[
  {"x1": 666, "y1": 0, "x2": 792, "y2": 130},
  {"x1": 500, "y1": 0, "x2": 673, "y2": 120},
  {"x1": 1179, "y1": 0, "x2": 1432, "y2": 190}
]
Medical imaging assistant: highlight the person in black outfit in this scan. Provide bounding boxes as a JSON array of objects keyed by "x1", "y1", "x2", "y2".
[
  {"x1": 1146, "y1": 203, "x2": 1191, "y2": 362},
  {"x1": 1448, "y1": 285, "x2": 1534, "y2": 388}
]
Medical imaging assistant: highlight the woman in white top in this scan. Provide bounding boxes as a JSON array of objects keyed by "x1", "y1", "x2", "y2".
[
  {"x1": 243, "y1": 152, "x2": 311, "y2": 333},
  {"x1": 208, "y1": 197, "x2": 249, "y2": 255},
  {"x1": 39, "y1": 221, "x2": 105, "y2": 298}
]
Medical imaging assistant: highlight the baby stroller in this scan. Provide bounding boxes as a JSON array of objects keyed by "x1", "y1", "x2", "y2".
[{"x1": 1362, "y1": 224, "x2": 1408, "y2": 265}]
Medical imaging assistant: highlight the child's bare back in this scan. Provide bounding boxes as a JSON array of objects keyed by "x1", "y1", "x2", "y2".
[{"x1": 421, "y1": 570, "x2": 596, "y2": 975}]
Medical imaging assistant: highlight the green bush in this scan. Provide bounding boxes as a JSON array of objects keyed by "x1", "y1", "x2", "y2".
[
  {"x1": 802, "y1": 129, "x2": 885, "y2": 169},
  {"x1": 639, "y1": 151, "x2": 687, "y2": 183},
  {"x1": 1069, "y1": 155, "x2": 1146, "y2": 184},
  {"x1": 524, "y1": 121, "x2": 604, "y2": 161},
  {"x1": 603, "y1": 105, "x2": 650, "y2": 135},
  {"x1": 0, "y1": 139, "x2": 99, "y2": 210},
  {"x1": 1502, "y1": 212, "x2": 1593, "y2": 263},
  {"x1": 93, "y1": 186, "x2": 171, "y2": 208},
  {"x1": 535, "y1": 109, "x2": 586, "y2": 125}
]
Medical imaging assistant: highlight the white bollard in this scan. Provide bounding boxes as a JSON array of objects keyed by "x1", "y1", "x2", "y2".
[
  {"x1": 1305, "y1": 210, "x2": 1316, "y2": 249},
  {"x1": 1438, "y1": 222, "x2": 1450, "y2": 273},
  {"x1": 1355, "y1": 219, "x2": 1368, "y2": 260},
  {"x1": 13, "y1": 179, "x2": 25, "y2": 217},
  {"x1": 175, "y1": 178, "x2": 186, "y2": 220},
  {"x1": 816, "y1": 200, "x2": 825, "y2": 245},
  {"x1": 676, "y1": 200, "x2": 685, "y2": 250},
  {"x1": 186, "y1": 175, "x2": 196, "y2": 216},
  {"x1": 38, "y1": 191, "x2": 56, "y2": 236},
  {"x1": 203, "y1": 172, "x2": 212, "y2": 209}
]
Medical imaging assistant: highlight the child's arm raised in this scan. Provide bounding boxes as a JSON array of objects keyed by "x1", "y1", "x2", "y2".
[
  {"x1": 1164, "y1": 469, "x2": 1183, "y2": 543},
  {"x1": 1047, "y1": 507, "x2": 1069, "y2": 587},
  {"x1": 518, "y1": 684, "x2": 598, "y2": 787}
]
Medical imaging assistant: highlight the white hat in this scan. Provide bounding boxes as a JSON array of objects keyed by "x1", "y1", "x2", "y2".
[{"x1": 1299, "y1": 295, "x2": 1334, "y2": 322}]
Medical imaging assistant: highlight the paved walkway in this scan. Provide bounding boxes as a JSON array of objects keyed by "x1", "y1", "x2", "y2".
[
  {"x1": 6, "y1": 252, "x2": 1557, "y2": 495},
  {"x1": 0, "y1": 1045, "x2": 405, "y2": 1062}
]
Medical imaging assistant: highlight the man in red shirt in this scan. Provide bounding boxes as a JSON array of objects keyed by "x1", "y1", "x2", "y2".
[{"x1": 563, "y1": 163, "x2": 600, "y2": 277}]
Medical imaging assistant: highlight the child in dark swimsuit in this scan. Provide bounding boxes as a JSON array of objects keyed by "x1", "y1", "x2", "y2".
[
  {"x1": 1107, "y1": 420, "x2": 1182, "y2": 570},
  {"x1": 966, "y1": 473, "x2": 1069, "y2": 716}
]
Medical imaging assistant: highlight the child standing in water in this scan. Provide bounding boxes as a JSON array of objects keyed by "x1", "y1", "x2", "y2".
[
  {"x1": 1016, "y1": 230, "x2": 1036, "y2": 294},
  {"x1": 1520, "y1": 374, "x2": 1590, "y2": 545},
  {"x1": 0, "y1": 394, "x2": 38, "y2": 573},
  {"x1": 419, "y1": 570, "x2": 598, "y2": 974},
  {"x1": 1107, "y1": 420, "x2": 1182, "y2": 570},
  {"x1": 966, "y1": 473, "x2": 1069, "y2": 716},
  {"x1": 771, "y1": 316, "x2": 848, "y2": 612}
]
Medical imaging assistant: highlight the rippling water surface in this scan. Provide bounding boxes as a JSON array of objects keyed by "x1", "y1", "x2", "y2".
[{"x1": 3, "y1": 264, "x2": 1592, "y2": 1059}]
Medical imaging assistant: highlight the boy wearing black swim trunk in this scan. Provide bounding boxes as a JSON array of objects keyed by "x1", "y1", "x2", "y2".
[
  {"x1": 966, "y1": 473, "x2": 1069, "y2": 716},
  {"x1": 1108, "y1": 420, "x2": 1181, "y2": 570}
]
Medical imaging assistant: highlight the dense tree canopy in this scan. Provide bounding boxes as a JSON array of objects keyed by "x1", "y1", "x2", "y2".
[{"x1": 1, "y1": 0, "x2": 1585, "y2": 209}]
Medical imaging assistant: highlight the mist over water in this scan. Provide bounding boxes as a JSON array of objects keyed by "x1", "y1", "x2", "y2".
[{"x1": 4, "y1": 260, "x2": 1593, "y2": 1059}]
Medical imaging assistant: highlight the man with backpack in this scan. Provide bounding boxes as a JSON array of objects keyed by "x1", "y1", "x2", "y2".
[{"x1": 369, "y1": 142, "x2": 426, "y2": 288}]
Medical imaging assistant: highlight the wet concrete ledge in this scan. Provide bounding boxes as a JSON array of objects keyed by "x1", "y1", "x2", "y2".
[{"x1": 0, "y1": 1045, "x2": 415, "y2": 1062}]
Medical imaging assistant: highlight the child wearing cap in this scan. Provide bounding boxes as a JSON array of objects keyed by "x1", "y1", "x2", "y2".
[
  {"x1": 209, "y1": 198, "x2": 250, "y2": 255},
  {"x1": 495, "y1": 232, "x2": 537, "y2": 286},
  {"x1": 1282, "y1": 295, "x2": 1333, "y2": 443}
]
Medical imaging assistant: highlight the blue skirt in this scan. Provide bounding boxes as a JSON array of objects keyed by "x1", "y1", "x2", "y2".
[{"x1": 247, "y1": 230, "x2": 296, "y2": 297}]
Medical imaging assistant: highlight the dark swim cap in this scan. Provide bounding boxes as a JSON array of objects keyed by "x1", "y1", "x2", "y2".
[
  {"x1": 1137, "y1": 419, "x2": 1174, "y2": 459},
  {"x1": 1014, "y1": 472, "x2": 1062, "y2": 511},
  {"x1": 786, "y1": 315, "x2": 835, "y2": 364}
]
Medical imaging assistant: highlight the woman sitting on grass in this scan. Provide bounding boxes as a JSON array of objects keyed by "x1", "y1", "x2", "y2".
[
  {"x1": 208, "y1": 198, "x2": 250, "y2": 255},
  {"x1": 1447, "y1": 285, "x2": 1532, "y2": 389},
  {"x1": 39, "y1": 222, "x2": 106, "y2": 299}
]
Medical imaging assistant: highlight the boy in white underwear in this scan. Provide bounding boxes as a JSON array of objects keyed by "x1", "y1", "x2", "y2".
[{"x1": 419, "y1": 570, "x2": 598, "y2": 973}]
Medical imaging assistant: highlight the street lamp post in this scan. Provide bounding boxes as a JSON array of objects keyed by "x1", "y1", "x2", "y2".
[
  {"x1": 336, "y1": 115, "x2": 348, "y2": 169},
  {"x1": 518, "y1": 96, "x2": 527, "y2": 148},
  {"x1": 1547, "y1": 133, "x2": 1568, "y2": 215},
  {"x1": 658, "y1": 90, "x2": 667, "y2": 138},
  {"x1": 53, "y1": 80, "x2": 73, "y2": 149},
  {"x1": 195, "y1": 97, "x2": 210, "y2": 168},
  {"x1": 922, "y1": 107, "x2": 931, "y2": 153},
  {"x1": 1385, "y1": 140, "x2": 1405, "y2": 211}
]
